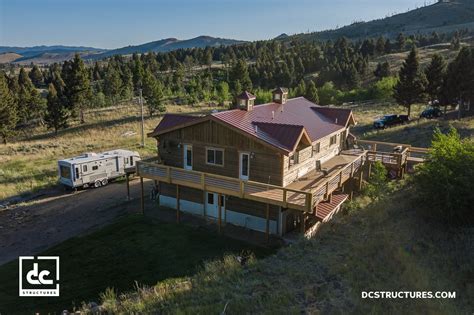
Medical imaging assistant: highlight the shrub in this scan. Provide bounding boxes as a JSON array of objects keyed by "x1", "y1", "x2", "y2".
[
  {"x1": 414, "y1": 127, "x2": 474, "y2": 225},
  {"x1": 364, "y1": 161, "x2": 389, "y2": 200}
]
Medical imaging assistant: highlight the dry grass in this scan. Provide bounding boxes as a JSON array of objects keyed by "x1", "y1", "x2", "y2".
[{"x1": 0, "y1": 103, "x2": 218, "y2": 200}]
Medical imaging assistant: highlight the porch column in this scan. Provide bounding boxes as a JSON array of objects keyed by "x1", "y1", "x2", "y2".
[
  {"x1": 176, "y1": 185, "x2": 180, "y2": 223},
  {"x1": 126, "y1": 173, "x2": 130, "y2": 201},
  {"x1": 140, "y1": 177, "x2": 144, "y2": 215},
  {"x1": 218, "y1": 193, "x2": 222, "y2": 233},
  {"x1": 265, "y1": 204, "x2": 270, "y2": 243},
  {"x1": 300, "y1": 213, "x2": 306, "y2": 234}
]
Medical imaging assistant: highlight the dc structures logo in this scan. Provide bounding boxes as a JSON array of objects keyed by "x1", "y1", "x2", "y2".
[{"x1": 19, "y1": 256, "x2": 60, "y2": 297}]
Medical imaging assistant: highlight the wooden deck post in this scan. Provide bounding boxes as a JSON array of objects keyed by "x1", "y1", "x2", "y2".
[
  {"x1": 218, "y1": 193, "x2": 222, "y2": 234},
  {"x1": 265, "y1": 204, "x2": 270, "y2": 243},
  {"x1": 140, "y1": 177, "x2": 144, "y2": 215},
  {"x1": 126, "y1": 173, "x2": 130, "y2": 201},
  {"x1": 367, "y1": 162, "x2": 372, "y2": 179},
  {"x1": 176, "y1": 184, "x2": 180, "y2": 223},
  {"x1": 300, "y1": 213, "x2": 306, "y2": 234},
  {"x1": 358, "y1": 169, "x2": 363, "y2": 191},
  {"x1": 328, "y1": 192, "x2": 333, "y2": 203}
]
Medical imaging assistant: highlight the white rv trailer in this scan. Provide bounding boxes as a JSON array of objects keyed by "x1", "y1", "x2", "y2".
[{"x1": 58, "y1": 149, "x2": 141, "y2": 189}]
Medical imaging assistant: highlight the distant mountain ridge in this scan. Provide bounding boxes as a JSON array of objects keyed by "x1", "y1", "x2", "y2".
[
  {"x1": 0, "y1": 45, "x2": 106, "y2": 58},
  {"x1": 86, "y1": 35, "x2": 246, "y2": 59},
  {"x1": 284, "y1": 0, "x2": 474, "y2": 42},
  {"x1": 0, "y1": 36, "x2": 245, "y2": 64}
]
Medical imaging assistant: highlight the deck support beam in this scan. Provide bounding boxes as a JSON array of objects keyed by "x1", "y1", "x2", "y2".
[
  {"x1": 218, "y1": 193, "x2": 222, "y2": 234},
  {"x1": 300, "y1": 213, "x2": 306, "y2": 234},
  {"x1": 176, "y1": 184, "x2": 180, "y2": 223},
  {"x1": 265, "y1": 204, "x2": 270, "y2": 243},
  {"x1": 126, "y1": 173, "x2": 130, "y2": 201},
  {"x1": 140, "y1": 177, "x2": 144, "y2": 215}
]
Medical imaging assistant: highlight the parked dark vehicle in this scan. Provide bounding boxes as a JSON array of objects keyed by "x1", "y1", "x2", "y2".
[
  {"x1": 420, "y1": 107, "x2": 442, "y2": 119},
  {"x1": 373, "y1": 114, "x2": 410, "y2": 129}
]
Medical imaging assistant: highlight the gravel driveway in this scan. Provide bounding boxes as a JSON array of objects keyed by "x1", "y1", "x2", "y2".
[{"x1": 0, "y1": 179, "x2": 152, "y2": 266}]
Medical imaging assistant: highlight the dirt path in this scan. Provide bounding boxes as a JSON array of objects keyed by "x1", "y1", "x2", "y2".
[{"x1": 0, "y1": 179, "x2": 153, "y2": 266}]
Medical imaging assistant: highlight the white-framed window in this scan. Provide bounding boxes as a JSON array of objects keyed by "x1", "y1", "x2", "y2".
[
  {"x1": 239, "y1": 152, "x2": 250, "y2": 180},
  {"x1": 274, "y1": 93, "x2": 281, "y2": 100},
  {"x1": 206, "y1": 147, "x2": 224, "y2": 166},
  {"x1": 289, "y1": 153, "x2": 298, "y2": 167},
  {"x1": 83, "y1": 165, "x2": 88, "y2": 172},
  {"x1": 183, "y1": 144, "x2": 193, "y2": 170},
  {"x1": 329, "y1": 135, "x2": 337, "y2": 146}
]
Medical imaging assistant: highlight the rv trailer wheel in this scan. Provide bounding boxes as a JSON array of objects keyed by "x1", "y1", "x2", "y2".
[
  {"x1": 94, "y1": 180, "x2": 102, "y2": 188},
  {"x1": 101, "y1": 178, "x2": 108, "y2": 186}
]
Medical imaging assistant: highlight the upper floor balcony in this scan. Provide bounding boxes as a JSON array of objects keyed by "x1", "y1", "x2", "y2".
[{"x1": 136, "y1": 150, "x2": 366, "y2": 213}]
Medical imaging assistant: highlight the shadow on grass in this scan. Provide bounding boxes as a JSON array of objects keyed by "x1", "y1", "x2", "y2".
[{"x1": 0, "y1": 214, "x2": 273, "y2": 314}]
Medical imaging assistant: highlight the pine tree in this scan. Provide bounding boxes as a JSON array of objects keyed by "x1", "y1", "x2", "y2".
[
  {"x1": 397, "y1": 33, "x2": 406, "y2": 51},
  {"x1": 229, "y1": 59, "x2": 252, "y2": 93},
  {"x1": 103, "y1": 65, "x2": 122, "y2": 103},
  {"x1": 45, "y1": 83, "x2": 69, "y2": 134},
  {"x1": 67, "y1": 54, "x2": 91, "y2": 123},
  {"x1": 142, "y1": 68, "x2": 164, "y2": 116},
  {"x1": 375, "y1": 36, "x2": 386, "y2": 55},
  {"x1": 374, "y1": 62, "x2": 391, "y2": 78},
  {"x1": 305, "y1": 80, "x2": 319, "y2": 103},
  {"x1": 394, "y1": 46, "x2": 427, "y2": 116},
  {"x1": 0, "y1": 74, "x2": 18, "y2": 144},
  {"x1": 444, "y1": 47, "x2": 474, "y2": 109},
  {"x1": 29, "y1": 65, "x2": 44, "y2": 87},
  {"x1": 425, "y1": 54, "x2": 447, "y2": 103},
  {"x1": 17, "y1": 67, "x2": 45, "y2": 124}
]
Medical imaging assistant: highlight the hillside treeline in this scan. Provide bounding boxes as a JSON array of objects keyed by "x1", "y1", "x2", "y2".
[{"x1": 0, "y1": 30, "x2": 471, "y2": 143}]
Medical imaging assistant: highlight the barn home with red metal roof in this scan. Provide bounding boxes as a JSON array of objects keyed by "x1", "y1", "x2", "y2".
[{"x1": 137, "y1": 88, "x2": 366, "y2": 239}]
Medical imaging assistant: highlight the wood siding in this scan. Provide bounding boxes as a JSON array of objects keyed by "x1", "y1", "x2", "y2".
[
  {"x1": 283, "y1": 130, "x2": 346, "y2": 186},
  {"x1": 157, "y1": 120, "x2": 284, "y2": 186}
]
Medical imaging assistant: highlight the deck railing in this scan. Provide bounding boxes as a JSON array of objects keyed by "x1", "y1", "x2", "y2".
[
  {"x1": 137, "y1": 160, "x2": 313, "y2": 212},
  {"x1": 312, "y1": 153, "x2": 365, "y2": 204}
]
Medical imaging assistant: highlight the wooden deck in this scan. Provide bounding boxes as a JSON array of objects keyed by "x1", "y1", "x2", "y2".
[
  {"x1": 137, "y1": 160, "x2": 313, "y2": 212},
  {"x1": 137, "y1": 151, "x2": 365, "y2": 213},
  {"x1": 136, "y1": 141, "x2": 426, "y2": 216},
  {"x1": 357, "y1": 139, "x2": 429, "y2": 169}
]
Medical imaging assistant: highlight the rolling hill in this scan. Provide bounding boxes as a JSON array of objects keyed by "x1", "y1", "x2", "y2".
[
  {"x1": 86, "y1": 35, "x2": 245, "y2": 59},
  {"x1": 286, "y1": 0, "x2": 474, "y2": 42},
  {"x1": 0, "y1": 36, "x2": 244, "y2": 64}
]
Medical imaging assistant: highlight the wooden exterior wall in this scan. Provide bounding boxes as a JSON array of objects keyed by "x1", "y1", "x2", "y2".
[
  {"x1": 159, "y1": 182, "x2": 279, "y2": 220},
  {"x1": 157, "y1": 120, "x2": 284, "y2": 186},
  {"x1": 282, "y1": 129, "x2": 347, "y2": 186}
]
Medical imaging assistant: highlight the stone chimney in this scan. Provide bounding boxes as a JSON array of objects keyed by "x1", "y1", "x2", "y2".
[
  {"x1": 272, "y1": 87, "x2": 288, "y2": 104},
  {"x1": 236, "y1": 91, "x2": 256, "y2": 111}
]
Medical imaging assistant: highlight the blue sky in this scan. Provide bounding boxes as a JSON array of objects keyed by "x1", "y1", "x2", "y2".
[{"x1": 1, "y1": 0, "x2": 431, "y2": 49}]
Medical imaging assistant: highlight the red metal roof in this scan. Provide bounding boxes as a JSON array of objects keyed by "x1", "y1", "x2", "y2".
[
  {"x1": 254, "y1": 122, "x2": 306, "y2": 152},
  {"x1": 212, "y1": 97, "x2": 349, "y2": 150},
  {"x1": 149, "y1": 97, "x2": 355, "y2": 154},
  {"x1": 315, "y1": 193, "x2": 349, "y2": 221},
  {"x1": 312, "y1": 107, "x2": 353, "y2": 127},
  {"x1": 148, "y1": 114, "x2": 202, "y2": 137}
]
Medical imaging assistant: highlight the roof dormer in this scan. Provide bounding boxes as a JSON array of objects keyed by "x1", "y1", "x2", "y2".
[
  {"x1": 272, "y1": 87, "x2": 288, "y2": 104},
  {"x1": 236, "y1": 91, "x2": 256, "y2": 111}
]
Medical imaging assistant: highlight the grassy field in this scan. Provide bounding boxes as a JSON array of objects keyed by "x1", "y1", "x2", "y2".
[
  {"x1": 76, "y1": 183, "x2": 474, "y2": 314},
  {"x1": 0, "y1": 103, "x2": 218, "y2": 201},
  {"x1": 0, "y1": 214, "x2": 273, "y2": 314}
]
